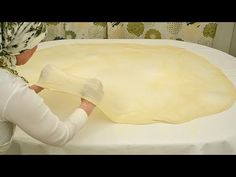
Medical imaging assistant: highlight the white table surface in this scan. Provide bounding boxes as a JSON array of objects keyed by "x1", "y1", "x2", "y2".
[{"x1": 6, "y1": 39, "x2": 236, "y2": 154}]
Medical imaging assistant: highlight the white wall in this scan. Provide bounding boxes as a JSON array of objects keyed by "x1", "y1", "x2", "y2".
[
  {"x1": 212, "y1": 22, "x2": 235, "y2": 54},
  {"x1": 229, "y1": 24, "x2": 236, "y2": 57}
]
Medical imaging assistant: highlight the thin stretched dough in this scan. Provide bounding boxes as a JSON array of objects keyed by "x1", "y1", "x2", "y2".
[{"x1": 17, "y1": 43, "x2": 236, "y2": 124}]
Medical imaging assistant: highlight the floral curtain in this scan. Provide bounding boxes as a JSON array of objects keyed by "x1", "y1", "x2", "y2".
[
  {"x1": 44, "y1": 22, "x2": 218, "y2": 47},
  {"x1": 44, "y1": 22, "x2": 107, "y2": 41},
  {"x1": 107, "y1": 22, "x2": 217, "y2": 47}
]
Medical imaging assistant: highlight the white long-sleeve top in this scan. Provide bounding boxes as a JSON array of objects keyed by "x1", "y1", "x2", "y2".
[{"x1": 0, "y1": 69, "x2": 88, "y2": 151}]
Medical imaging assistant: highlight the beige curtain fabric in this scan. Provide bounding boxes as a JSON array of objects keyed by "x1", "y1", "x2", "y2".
[{"x1": 43, "y1": 22, "x2": 217, "y2": 47}]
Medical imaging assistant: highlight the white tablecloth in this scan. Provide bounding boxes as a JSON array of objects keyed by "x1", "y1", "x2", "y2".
[{"x1": 5, "y1": 39, "x2": 236, "y2": 154}]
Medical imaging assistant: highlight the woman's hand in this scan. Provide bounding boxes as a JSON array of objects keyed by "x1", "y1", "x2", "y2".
[
  {"x1": 81, "y1": 78, "x2": 104, "y2": 105},
  {"x1": 79, "y1": 98, "x2": 96, "y2": 116},
  {"x1": 29, "y1": 84, "x2": 44, "y2": 93},
  {"x1": 30, "y1": 84, "x2": 95, "y2": 115}
]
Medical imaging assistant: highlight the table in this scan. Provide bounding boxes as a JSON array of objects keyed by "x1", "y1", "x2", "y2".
[{"x1": 5, "y1": 39, "x2": 236, "y2": 154}]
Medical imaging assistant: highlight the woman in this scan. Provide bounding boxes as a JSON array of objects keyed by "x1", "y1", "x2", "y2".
[{"x1": 0, "y1": 22, "x2": 98, "y2": 152}]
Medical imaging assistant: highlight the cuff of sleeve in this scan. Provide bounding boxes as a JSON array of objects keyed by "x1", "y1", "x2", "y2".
[{"x1": 68, "y1": 108, "x2": 88, "y2": 127}]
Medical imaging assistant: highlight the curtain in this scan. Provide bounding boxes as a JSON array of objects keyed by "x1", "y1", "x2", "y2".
[{"x1": 44, "y1": 22, "x2": 218, "y2": 47}]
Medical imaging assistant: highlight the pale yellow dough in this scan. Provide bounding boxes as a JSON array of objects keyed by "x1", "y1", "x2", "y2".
[{"x1": 17, "y1": 43, "x2": 236, "y2": 124}]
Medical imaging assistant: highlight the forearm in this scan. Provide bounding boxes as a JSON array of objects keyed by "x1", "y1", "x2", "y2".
[{"x1": 4, "y1": 86, "x2": 88, "y2": 146}]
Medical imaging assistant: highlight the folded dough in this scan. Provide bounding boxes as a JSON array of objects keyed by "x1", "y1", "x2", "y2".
[{"x1": 37, "y1": 64, "x2": 104, "y2": 105}]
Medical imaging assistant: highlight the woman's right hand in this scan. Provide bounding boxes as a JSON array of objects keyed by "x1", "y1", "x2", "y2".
[
  {"x1": 79, "y1": 98, "x2": 96, "y2": 116},
  {"x1": 81, "y1": 79, "x2": 104, "y2": 105}
]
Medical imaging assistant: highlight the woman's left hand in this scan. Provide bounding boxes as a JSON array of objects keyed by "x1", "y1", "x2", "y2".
[{"x1": 29, "y1": 84, "x2": 44, "y2": 93}]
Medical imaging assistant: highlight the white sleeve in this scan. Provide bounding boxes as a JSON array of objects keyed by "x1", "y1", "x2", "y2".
[{"x1": 3, "y1": 85, "x2": 88, "y2": 147}]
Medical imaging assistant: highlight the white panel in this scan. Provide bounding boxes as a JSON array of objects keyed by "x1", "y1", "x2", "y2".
[
  {"x1": 229, "y1": 23, "x2": 236, "y2": 57},
  {"x1": 213, "y1": 22, "x2": 235, "y2": 53}
]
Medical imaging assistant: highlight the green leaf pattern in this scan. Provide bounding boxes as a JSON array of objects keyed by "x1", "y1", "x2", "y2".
[{"x1": 45, "y1": 22, "x2": 218, "y2": 47}]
